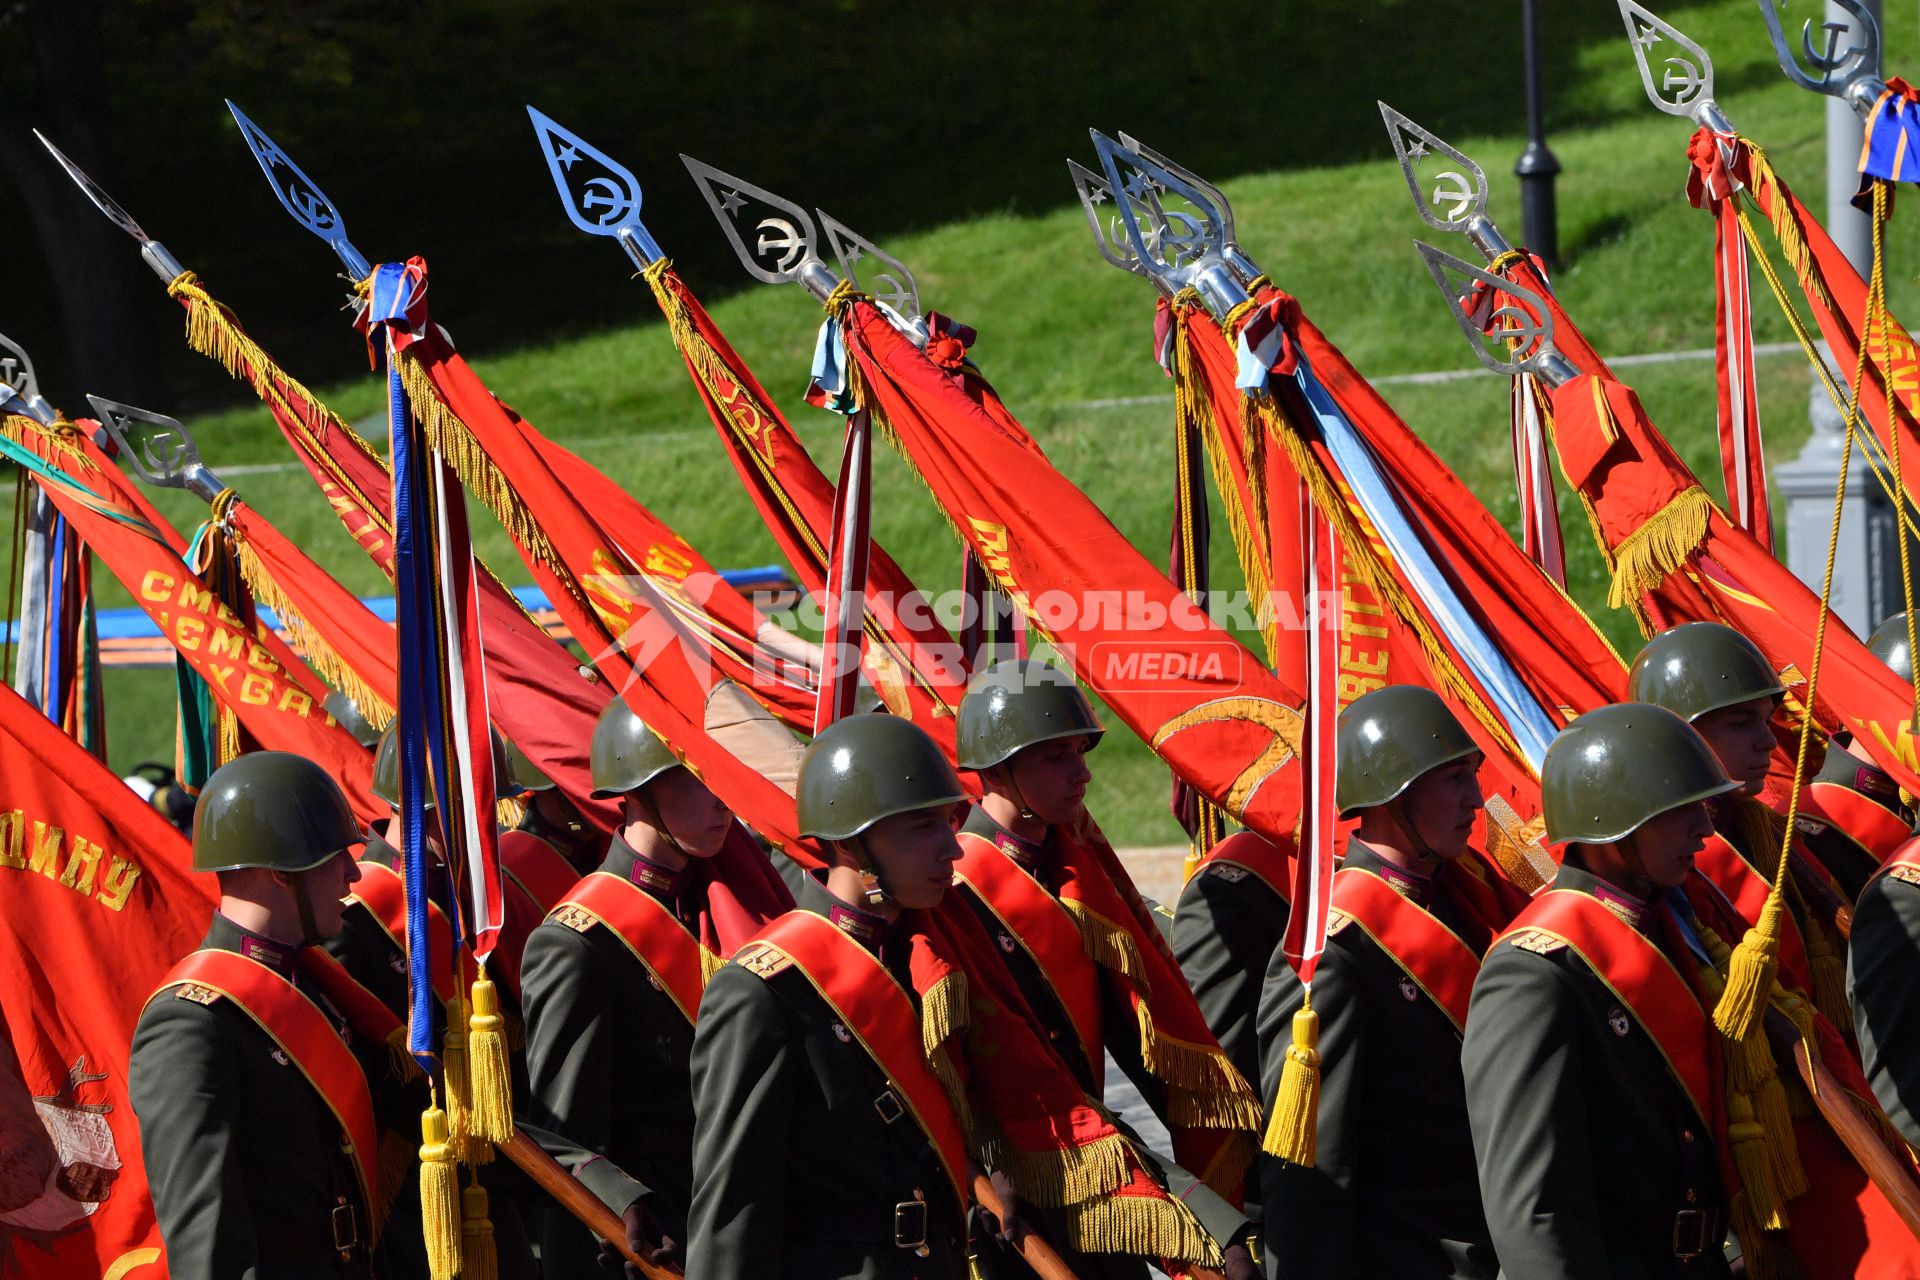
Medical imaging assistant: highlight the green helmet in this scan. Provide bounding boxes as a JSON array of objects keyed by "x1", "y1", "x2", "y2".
[
  {"x1": 1868, "y1": 611, "x2": 1915, "y2": 684},
  {"x1": 324, "y1": 691, "x2": 381, "y2": 748},
  {"x1": 1541, "y1": 703, "x2": 1738, "y2": 845},
  {"x1": 1626, "y1": 622, "x2": 1785, "y2": 723},
  {"x1": 798, "y1": 715, "x2": 968, "y2": 841},
  {"x1": 505, "y1": 740, "x2": 556, "y2": 793},
  {"x1": 1334, "y1": 685, "x2": 1482, "y2": 818},
  {"x1": 372, "y1": 726, "x2": 527, "y2": 808},
  {"x1": 956, "y1": 658, "x2": 1103, "y2": 771},
  {"x1": 590, "y1": 700, "x2": 683, "y2": 799},
  {"x1": 192, "y1": 751, "x2": 363, "y2": 874}
]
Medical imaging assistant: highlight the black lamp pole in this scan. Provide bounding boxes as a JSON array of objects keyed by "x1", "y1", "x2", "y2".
[{"x1": 1514, "y1": 0, "x2": 1561, "y2": 267}]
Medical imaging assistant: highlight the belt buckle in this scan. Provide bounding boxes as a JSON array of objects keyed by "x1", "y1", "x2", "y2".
[
  {"x1": 893, "y1": 1192, "x2": 929, "y2": 1257},
  {"x1": 873, "y1": 1089, "x2": 904, "y2": 1125},
  {"x1": 1672, "y1": 1207, "x2": 1707, "y2": 1261},
  {"x1": 330, "y1": 1198, "x2": 359, "y2": 1255}
]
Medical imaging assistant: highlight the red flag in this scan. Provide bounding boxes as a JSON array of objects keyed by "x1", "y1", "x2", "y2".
[
  {"x1": 163, "y1": 277, "x2": 620, "y2": 833},
  {"x1": 838, "y1": 297, "x2": 1308, "y2": 841},
  {"x1": 0, "y1": 680, "x2": 216, "y2": 1279}
]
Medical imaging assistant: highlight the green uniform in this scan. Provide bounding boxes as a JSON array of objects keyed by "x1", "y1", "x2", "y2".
[
  {"x1": 130, "y1": 915, "x2": 426, "y2": 1280},
  {"x1": 1254, "y1": 845, "x2": 1496, "y2": 1280},
  {"x1": 1849, "y1": 860, "x2": 1920, "y2": 1151},
  {"x1": 1172, "y1": 840, "x2": 1288, "y2": 1087},
  {"x1": 687, "y1": 875, "x2": 969, "y2": 1280},
  {"x1": 1799, "y1": 750, "x2": 1912, "y2": 899},
  {"x1": 322, "y1": 829, "x2": 413, "y2": 1021},
  {"x1": 1461, "y1": 865, "x2": 1729, "y2": 1280},
  {"x1": 521, "y1": 836, "x2": 701, "y2": 1270}
]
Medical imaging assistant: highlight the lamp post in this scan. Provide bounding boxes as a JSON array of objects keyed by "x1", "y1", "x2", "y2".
[{"x1": 1514, "y1": 0, "x2": 1561, "y2": 267}]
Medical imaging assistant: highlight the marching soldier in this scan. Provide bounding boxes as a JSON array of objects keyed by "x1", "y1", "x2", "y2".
[
  {"x1": 1851, "y1": 832, "x2": 1920, "y2": 1151},
  {"x1": 1626, "y1": 622, "x2": 1853, "y2": 1021},
  {"x1": 502, "y1": 740, "x2": 603, "y2": 877},
  {"x1": 953, "y1": 658, "x2": 1260, "y2": 1276},
  {"x1": 130, "y1": 751, "x2": 424, "y2": 1278},
  {"x1": 1463, "y1": 704, "x2": 1738, "y2": 1279},
  {"x1": 686, "y1": 714, "x2": 975, "y2": 1279},
  {"x1": 1799, "y1": 611, "x2": 1918, "y2": 896},
  {"x1": 1255, "y1": 686, "x2": 1524, "y2": 1280},
  {"x1": 1171, "y1": 827, "x2": 1293, "y2": 1089},
  {"x1": 521, "y1": 698, "x2": 790, "y2": 1272}
]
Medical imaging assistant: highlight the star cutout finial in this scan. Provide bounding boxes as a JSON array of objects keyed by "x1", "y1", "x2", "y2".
[
  {"x1": 556, "y1": 144, "x2": 581, "y2": 170},
  {"x1": 719, "y1": 188, "x2": 746, "y2": 216}
]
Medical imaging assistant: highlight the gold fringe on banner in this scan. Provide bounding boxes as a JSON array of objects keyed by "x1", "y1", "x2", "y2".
[
  {"x1": 228, "y1": 526, "x2": 396, "y2": 728},
  {"x1": 1602, "y1": 486, "x2": 1713, "y2": 610},
  {"x1": 3, "y1": 416, "x2": 95, "y2": 474},
  {"x1": 698, "y1": 941, "x2": 726, "y2": 987},
  {"x1": 1002, "y1": 1133, "x2": 1132, "y2": 1210},
  {"x1": 1060, "y1": 1187, "x2": 1221, "y2": 1269},
  {"x1": 918, "y1": 971, "x2": 979, "y2": 1147},
  {"x1": 1744, "y1": 145, "x2": 1833, "y2": 314}
]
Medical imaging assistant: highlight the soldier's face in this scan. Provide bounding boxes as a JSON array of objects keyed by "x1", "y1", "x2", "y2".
[
  {"x1": 859, "y1": 805, "x2": 965, "y2": 910},
  {"x1": 300, "y1": 850, "x2": 362, "y2": 938},
  {"x1": 1691, "y1": 697, "x2": 1777, "y2": 795},
  {"x1": 999, "y1": 736, "x2": 1095, "y2": 826},
  {"x1": 1398, "y1": 756, "x2": 1485, "y2": 860},
  {"x1": 646, "y1": 769, "x2": 734, "y2": 859},
  {"x1": 1621, "y1": 801, "x2": 1715, "y2": 889}
]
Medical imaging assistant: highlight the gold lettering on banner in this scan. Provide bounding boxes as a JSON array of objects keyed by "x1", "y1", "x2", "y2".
[
  {"x1": 137, "y1": 574, "x2": 327, "y2": 722},
  {"x1": 644, "y1": 541, "x2": 696, "y2": 583},
  {"x1": 1337, "y1": 555, "x2": 1390, "y2": 707},
  {"x1": 0, "y1": 812, "x2": 142, "y2": 911},
  {"x1": 689, "y1": 344, "x2": 779, "y2": 468},
  {"x1": 1151, "y1": 697, "x2": 1304, "y2": 816},
  {"x1": 963, "y1": 517, "x2": 1034, "y2": 617}
]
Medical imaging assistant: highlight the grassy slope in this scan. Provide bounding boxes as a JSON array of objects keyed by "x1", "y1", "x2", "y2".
[{"x1": 23, "y1": 0, "x2": 1920, "y2": 842}]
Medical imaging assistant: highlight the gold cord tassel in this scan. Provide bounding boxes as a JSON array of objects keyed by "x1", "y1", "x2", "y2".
[
  {"x1": 460, "y1": 1183, "x2": 498, "y2": 1280},
  {"x1": 418, "y1": 1105, "x2": 462, "y2": 1280},
  {"x1": 1261, "y1": 998, "x2": 1320, "y2": 1166},
  {"x1": 1727, "y1": 1091, "x2": 1787, "y2": 1231},
  {"x1": 1801, "y1": 913, "x2": 1851, "y2": 1027},
  {"x1": 466, "y1": 976, "x2": 515, "y2": 1147},
  {"x1": 442, "y1": 994, "x2": 477, "y2": 1165},
  {"x1": 1714, "y1": 892, "x2": 1784, "y2": 1042}
]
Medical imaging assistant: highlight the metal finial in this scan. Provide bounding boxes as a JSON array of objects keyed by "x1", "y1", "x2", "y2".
[
  {"x1": 33, "y1": 130, "x2": 186, "y2": 282},
  {"x1": 0, "y1": 333, "x2": 50, "y2": 420},
  {"x1": 816, "y1": 211, "x2": 920, "y2": 318},
  {"x1": 1379, "y1": 102, "x2": 1490, "y2": 235},
  {"x1": 85, "y1": 395, "x2": 225, "y2": 504},
  {"x1": 225, "y1": 100, "x2": 372, "y2": 281},
  {"x1": 1089, "y1": 129, "x2": 1248, "y2": 317},
  {"x1": 525, "y1": 105, "x2": 664, "y2": 267},
  {"x1": 679, "y1": 155, "x2": 837, "y2": 299},
  {"x1": 1755, "y1": 0, "x2": 1884, "y2": 111},
  {"x1": 1067, "y1": 159, "x2": 1157, "y2": 284},
  {"x1": 1617, "y1": 0, "x2": 1716, "y2": 118},
  {"x1": 1414, "y1": 242, "x2": 1569, "y2": 383}
]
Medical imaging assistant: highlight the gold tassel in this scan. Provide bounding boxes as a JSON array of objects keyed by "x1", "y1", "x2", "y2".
[
  {"x1": 1605, "y1": 485, "x2": 1713, "y2": 609},
  {"x1": 1727, "y1": 1091, "x2": 1787, "y2": 1231},
  {"x1": 466, "y1": 977, "x2": 514, "y2": 1147},
  {"x1": 1800, "y1": 913, "x2": 1851, "y2": 1026},
  {"x1": 442, "y1": 994, "x2": 478, "y2": 1165},
  {"x1": 1261, "y1": 1000, "x2": 1321, "y2": 1167},
  {"x1": 1699, "y1": 924, "x2": 1808, "y2": 1202},
  {"x1": 418, "y1": 1106, "x2": 462, "y2": 1280},
  {"x1": 1714, "y1": 893, "x2": 1784, "y2": 1043},
  {"x1": 460, "y1": 1183, "x2": 498, "y2": 1280}
]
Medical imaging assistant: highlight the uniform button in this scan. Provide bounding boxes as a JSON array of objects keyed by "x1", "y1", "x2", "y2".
[
  {"x1": 1686, "y1": 1189, "x2": 1698, "y2": 1204},
  {"x1": 1682, "y1": 1129, "x2": 1694, "y2": 1143}
]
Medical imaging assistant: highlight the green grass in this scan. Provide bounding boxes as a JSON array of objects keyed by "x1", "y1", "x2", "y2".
[{"x1": 9, "y1": 0, "x2": 1918, "y2": 844}]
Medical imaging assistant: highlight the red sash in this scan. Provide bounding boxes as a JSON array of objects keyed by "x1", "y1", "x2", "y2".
[
  {"x1": 1805, "y1": 781, "x2": 1912, "y2": 866},
  {"x1": 351, "y1": 861, "x2": 457, "y2": 1004},
  {"x1": 151, "y1": 949, "x2": 381, "y2": 1237},
  {"x1": 1498, "y1": 891, "x2": 1713, "y2": 1125},
  {"x1": 500, "y1": 831, "x2": 581, "y2": 912},
  {"x1": 954, "y1": 830, "x2": 1103, "y2": 1071},
  {"x1": 1693, "y1": 832, "x2": 1812, "y2": 990},
  {"x1": 1329, "y1": 868, "x2": 1478, "y2": 1034},
  {"x1": 1195, "y1": 830, "x2": 1294, "y2": 903},
  {"x1": 739, "y1": 911, "x2": 970, "y2": 1212},
  {"x1": 554, "y1": 872, "x2": 711, "y2": 1023}
]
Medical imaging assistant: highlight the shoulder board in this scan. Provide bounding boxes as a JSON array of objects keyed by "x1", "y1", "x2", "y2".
[
  {"x1": 1206, "y1": 863, "x2": 1250, "y2": 884},
  {"x1": 1793, "y1": 816, "x2": 1830, "y2": 838},
  {"x1": 172, "y1": 982, "x2": 223, "y2": 1006},
  {"x1": 1886, "y1": 865, "x2": 1920, "y2": 889},
  {"x1": 1502, "y1": 929, "x2": 1566, "y2": 956},
  {"x1": 550, "y1": 904, "x2": 597, "y2": 933},
  {"x1": 733, "y1": 941, "x2": 794, "y2": 980},
  {"x1": 1325, "y1": 908, "x2": 1353, "y2": 936}
]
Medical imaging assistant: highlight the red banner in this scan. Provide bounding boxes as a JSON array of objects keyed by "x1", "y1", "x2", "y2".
[
  {"x1": 839, "y1": 298, "x2": 1307, "y2": 839},
  {"x1": 0, "y1": 680, "x2": 216, "y2": 1279},
  {"x1": 165, "y1": 277, "x2": 620, "y2": 833}
]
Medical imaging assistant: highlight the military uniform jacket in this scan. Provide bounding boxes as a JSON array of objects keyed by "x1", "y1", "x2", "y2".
[
  {"x1": 1171, "y1": 831, "x2": 1290, "y2": 1088},
  {"x1": 323, "y1": 831, "x2": 416, "y2": 1021},
  {"x1": 1461, "y1": 865, "x2": 1729, "y2": 1280},
  {"x1": 686, "y1": 877, "x2": 967, "y2": 1280},
  {"x1": 520, "y1": 836, "x2": 703, "y2": 1270},
  {"x1": 1800, "y1": 751, "x2": 1913, "y2": 899},
  {"x1": 1253, "y1": 845, "x2": 1497, "y2": 1280},
  {"x1": 1849, "y1": 850, "x2": 1920, "y2": 1151},
  {"x1": 129, "y1": 916, "x2": 423, "y2": 1280}
]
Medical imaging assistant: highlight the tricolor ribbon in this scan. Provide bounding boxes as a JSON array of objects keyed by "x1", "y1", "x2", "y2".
[
  {"x1": 1858, "y1": 76, "x2": 1920, "y2": 195},
  {"x1": 1283, "y1": 497, "x2": 1339, "y2": 984}
]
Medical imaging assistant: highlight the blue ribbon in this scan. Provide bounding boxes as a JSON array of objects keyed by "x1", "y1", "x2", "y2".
[{"x1": 1290, "y1": 352, "x2": 1559, "y2": 771}]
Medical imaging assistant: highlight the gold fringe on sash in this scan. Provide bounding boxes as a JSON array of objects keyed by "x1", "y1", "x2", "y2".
[{"x1": 1604, "y1": 486, "x2": 1713, "y2": 610}]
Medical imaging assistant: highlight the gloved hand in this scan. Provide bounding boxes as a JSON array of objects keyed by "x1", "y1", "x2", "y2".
[
  {"x1": 597, "y1": 1196, "x2": 680, "y2": 1277},
  {"x1": 969, "y1": 1168, "x2": 1031, "y2": 1252},
  {"x1": 1222, "y1": 1241, "x2": 1260, "y2": 1280}
]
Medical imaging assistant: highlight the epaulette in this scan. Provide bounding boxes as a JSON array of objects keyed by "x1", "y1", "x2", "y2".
[
  {"x1": 172, "y1": 983, "x2": 222, "y2": 1006},
  {"x1": 551, "y1": 904, "x2": 597, "y2": 933},
  {"x1": 734, "y1": 942, "x2": 793, "y2": 979},
  {"x1": 1503, "y1": 929, "x2": 1566, "y2": 956},
  {"x1": 1206, "y1": 862, "x2": 1250, "y2": 884},
  {"x1": 1885, "y1": 864, "x2": 1920, "y2": 889},
  {"x1": 1326, "y1": 908, "x2": 1353, "y2": 936}
]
